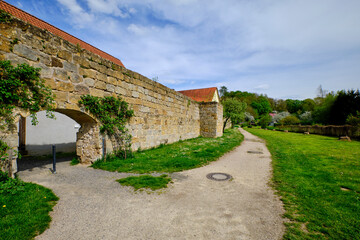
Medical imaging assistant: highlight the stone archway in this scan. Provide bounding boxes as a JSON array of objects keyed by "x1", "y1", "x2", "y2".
[
  {"x1": 54, "y1": 109, "x2": 102, "y2": 164},
  {"x1": 3, "y1": 108, "x2": 102, "y2": 176}
]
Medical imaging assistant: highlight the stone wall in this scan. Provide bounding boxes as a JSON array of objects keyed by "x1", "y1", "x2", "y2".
[
  {"x1": 0, "y1": 16, "x2": 222, "y2": 173},
  {"x1": 199, "y1": 102, "x2": 223, "y2": 138},
  {"x1": 278, "y1": 125, "x2": 360, "y2": 138}
]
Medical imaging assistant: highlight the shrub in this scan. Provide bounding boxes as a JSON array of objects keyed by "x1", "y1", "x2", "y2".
[
  {"x1": 272, "y1": 111, "x2": 290, "y2": 123},
  {"x1": 259, "y1": 114, "x2": 272, "y2": 128},
  {"x1": 279, "y1": 115, "x2": 300, "y2": 125},
  {"x1": 299, "y1": 111, "x2": 313, "y2": 125}
]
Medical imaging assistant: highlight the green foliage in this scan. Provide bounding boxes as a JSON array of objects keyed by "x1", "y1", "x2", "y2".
[
  {"x1": 92, "y1": 128, "x2": 244, "y2": 173},
  {"x1": 0, "y1": 140, "x2": 9, "y2": 162},
  {"x1": 301, "y1": 98, "x2": 316, "y2": 112},
  {"x1": 0, "y1": 60, "x2": 54, "y2": 168},
  {"x1": 0, "y1": 172, "x2": 24, "y2": 195},
  {"x1": 259, "y1": 114, "x2": 272, "y2": 128},
  {"x1": 222, "y1": 98, "x2": 247, "y2": 132},
  {"x1": 219, "y1": 86, "x2": 228, "y2": 98},
  {"x1": 251, "y1": 96, "x2": 272, "y2": 116},
  {"x1": 0, "y1": 10, "x2": 12, "y2": 23},
  {"x1": 0, "y1": 60, "x2": 55, "y2": 131},
  {"x1": 0, "y1": 171, "x2": 58, "y2": 240},
  {"x1": 346, "y1": 111, "x2": 360, "y2": 126},
  {"x1": 247, "y1": 128, "x2": 360, "y2": 239},
  {"x1": 330, "y1": 89, "x2": 360, "y2": 125},
  {"x1": 285, "y1": 99, "x2": 302, "y2": 114},
  {"x1": 279, "y1": 115, "x2": 300, "y2": 125},
  {"x1": 117, "y1": 174, "x2": 171, "y2": 191},
  {"x1": 312, "y1": 93, "x2": 336, "y2": 124},
  {"x1": 70, "y1": 157, "x2": 80, "y2": 166},
  {"x1": 79, "y1": 95, "x2": 134, "y2": 158}
]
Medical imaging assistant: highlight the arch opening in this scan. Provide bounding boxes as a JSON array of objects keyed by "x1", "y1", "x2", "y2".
[{"x1": 15, "y1": 109, "x2": 101, "y2": 173}]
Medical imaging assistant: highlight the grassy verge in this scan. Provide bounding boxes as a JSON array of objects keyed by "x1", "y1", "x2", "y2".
[
  {"x1": 117, "y1": 174, "x2": 172, "y2": 191},
  {"x1": 0, "y1": 172, "x2": 58, "y2": 240},
  {"x1": 70, "y1": 157, "x2": 80, "y2": 166},
  {"x1": 92, "y1": 128, "x2": 243, "y2": 173},
  {"x1": 245, "y1": 128, "x2": 360, "y2": 240}
]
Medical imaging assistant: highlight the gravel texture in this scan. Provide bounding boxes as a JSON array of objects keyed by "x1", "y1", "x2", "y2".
[{"x1": 18, "y1": 128, "x2": 285, "y2": 240}]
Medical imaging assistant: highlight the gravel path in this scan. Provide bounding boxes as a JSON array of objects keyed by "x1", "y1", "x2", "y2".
[{"x1": 18, "y1": 128, "x2": 285, "y2": 240}]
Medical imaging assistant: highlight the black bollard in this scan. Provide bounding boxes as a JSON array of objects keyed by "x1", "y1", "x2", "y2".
[
  {"x1": 52, "y1": 145, "x2": 56, "y2": 174},
  {"x1": 102, "y1": 137, "x2": 106, "y2": 157}
]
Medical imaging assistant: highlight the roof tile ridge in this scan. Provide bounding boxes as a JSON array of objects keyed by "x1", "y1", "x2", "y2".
[{"x1": 0, "y1": 0, "x2": 124, "y2": 67}]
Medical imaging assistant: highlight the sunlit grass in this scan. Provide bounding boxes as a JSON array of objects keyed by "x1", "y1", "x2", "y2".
[
  {"x1": 0, "y1": 172, "x2": 58, "y2": 240},
  {"x1": 92, "y1": 128, "x2": 243, "y2": 174},
  {"x1": 246, "y1": 128, "x2": 360, "y2": 240}
]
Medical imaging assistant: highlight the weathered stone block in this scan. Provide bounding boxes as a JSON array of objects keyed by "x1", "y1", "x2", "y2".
[
  {"x1": 57, "y1": 81, "x2": 74, "y2": 92},
  {"x1": 84, "y1": 78, "x2": 95, "y2": 87},
  {"x1": 74, "y1": 84, "x2": 90, "y2": 95},
  {"x1": 106, "y1": 84, "x2": 115, "y2": 92},
  {"x1": 57, "y1": 49, "x2": 72, "y2": 62},
  {"x1": 54, "y1": 68, "x2": 68, "y2": 80},
  {"x1": 63, "y1": 61, "x2": 78, "y2": 72},
  {"x1": 51, "y1": 56, "x2": 63, "y2": 67},
  {"x1": 13, "y1": 44, "x2": 38, "y2": 61},
  {"x1": 70, "y1": 73, "x2": 82, "y2": 83},
  {"x1": 94, "y1": 81, "x2": 106, "y2": 90}
]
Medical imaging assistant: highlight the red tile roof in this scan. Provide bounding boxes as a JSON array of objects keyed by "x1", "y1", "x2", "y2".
[
  {"x1": 0, "y1": 1, "x2": 124, "y2": 67},
  {"x1": 178, "y1": 87, "x2": 218, "y2": 102}
]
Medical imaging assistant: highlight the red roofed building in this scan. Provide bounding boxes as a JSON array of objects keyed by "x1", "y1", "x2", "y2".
[
  {"x1": 178, "y1": 87, "x2": 220, "y2": 103},
  {"x1": 0, "y1": 1, "x2": 124, "y2": 67}
]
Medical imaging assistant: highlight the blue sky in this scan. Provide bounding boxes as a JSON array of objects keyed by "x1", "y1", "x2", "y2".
[{"x1": 6, "y1": 0, "x2": 360, "y2": 99}]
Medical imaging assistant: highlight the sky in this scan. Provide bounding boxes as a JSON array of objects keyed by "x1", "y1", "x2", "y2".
[{"x1": 6, "y1": 0, "x2": 360, "y2": 99}]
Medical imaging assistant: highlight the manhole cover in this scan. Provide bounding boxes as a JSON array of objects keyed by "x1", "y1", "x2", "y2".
[
  {"x1": 206, "y1": 173, "x2": 232, "y2": 181},
  {"x1": 247, "y1": 151, "x2": 263, "y2": 154}
]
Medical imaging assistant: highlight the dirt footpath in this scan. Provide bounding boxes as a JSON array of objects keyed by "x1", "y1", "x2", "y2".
[{"x1": 18, "y1": 128, "x2": 284, "y2": 240}]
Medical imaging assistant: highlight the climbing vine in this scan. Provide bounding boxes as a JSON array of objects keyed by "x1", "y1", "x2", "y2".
[
  {"x1": 0, "y1": 10, "x2": 12, "y2": 23},
  {"x1": 0, "y1": 60, "x2": 55, "y2": 168},
  {"x1": 78, "y1": 95, "x2": 134, "y2": 159}
]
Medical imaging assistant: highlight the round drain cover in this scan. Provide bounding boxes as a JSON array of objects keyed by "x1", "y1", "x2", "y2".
[
  {"x1": 247, "y1": 151, "x2": 263, "y2": 154},
  {"x1": 206, "y1": 172, "x2": 232, "y2": 181}
]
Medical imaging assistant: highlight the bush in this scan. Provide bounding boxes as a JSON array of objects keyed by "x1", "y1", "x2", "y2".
[
  {"x1": 346, "y1": 112, "x2": 360, "y2": 126},
  {"x1": 279, "y1": 115, "x2": 300, "y2": 125},
  {"x1": 299, "y1": 111, "x2": 313, "y2": 125},
  {"x1": 259, "y1": 114, "x2": 272, "y2": 128}
]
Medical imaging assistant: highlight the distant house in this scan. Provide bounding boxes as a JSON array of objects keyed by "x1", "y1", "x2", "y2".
[{"x1": 178, "y1": 87, "x2": 220, "y2": 103}]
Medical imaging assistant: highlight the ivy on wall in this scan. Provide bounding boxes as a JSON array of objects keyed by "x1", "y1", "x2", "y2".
[
  {"x1": 79, "y1": 95, "x2": 134, "y2": 159},
  {"x1": 0, "y1": 60, "x2": 55, "y2": 168},
  {"x1": 0, "y1": 10, "x2": 12, "y2": 23}
]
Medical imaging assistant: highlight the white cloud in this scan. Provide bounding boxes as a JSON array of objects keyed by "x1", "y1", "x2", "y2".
[
  {"x1": 254, "y1": 84, "x2": 270, "y2": 91},
  {"x1": 46, "y1": 0, "x2": 360, "y2": 98},
  {"x1": 57, "y1": 0, "x2": 94, "y2": 27}
]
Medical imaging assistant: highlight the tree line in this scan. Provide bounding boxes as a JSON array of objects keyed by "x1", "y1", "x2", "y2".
[{"x1": 220, "y1": 85, "x2": 360, "y2": 129}]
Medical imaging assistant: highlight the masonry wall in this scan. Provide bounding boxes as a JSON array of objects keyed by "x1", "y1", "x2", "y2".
[
  {"x1": 199, "y1": 102, "x2": 223, "y2": 138},
  {"x1": 0, "y1": 17, "x2": 204, "y2": 154}
]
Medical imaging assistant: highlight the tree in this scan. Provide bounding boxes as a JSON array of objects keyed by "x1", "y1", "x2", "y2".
[
  {"x1": 301, "y1": 98, "x2": 316, "y2": 112},
  {"x1": 329, "y1": 89, "x2": 360, "y2": 125},
  {"x1": 285, "y1": 99, "x2": 302, "y2": 114},
  {"x1": 279, "y1": 115, "x2": 300, "y2": 125},
  {"x1": 251, "y1": 96, "x2": 272, "y2": 116},
  {"x1": 222, "y1": 98, "x2": 247, "y2": 132},
  {"x1": 312, "y1": 92, "x2": 336, "y2": 124},
  {"x1": 219, "y1": 86, "x2": 228, "y2": 98}
]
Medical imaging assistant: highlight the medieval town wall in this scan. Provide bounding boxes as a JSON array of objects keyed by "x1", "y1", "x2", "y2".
[{"x1": 0, "y1": 17, "x2": 222, "y2": 173}]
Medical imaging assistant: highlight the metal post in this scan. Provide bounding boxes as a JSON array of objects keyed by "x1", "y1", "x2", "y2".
[
  {"x1": 102, "y1": 137, "x2": 106, "y2": 157},
  {"x1": 52, "y1": 145, "x2": 56, "y2": 174}
]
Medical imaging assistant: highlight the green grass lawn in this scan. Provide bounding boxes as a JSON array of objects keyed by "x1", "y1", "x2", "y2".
[
  {"x1": 0, "y1": 172, "x2": 58, "y2": 240},
  {"x1": 92, "y1": 128, "x2": 243, "y2": 173},
  {"x1": 246, "y1": 128, "x2": 360, "y2": 240},
  {"x1": 117, "y1": 174, "x2": 172, "y2": 191},
  {"x1": 93, "y1": 129, "x2": 243, "y2": 190}
]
